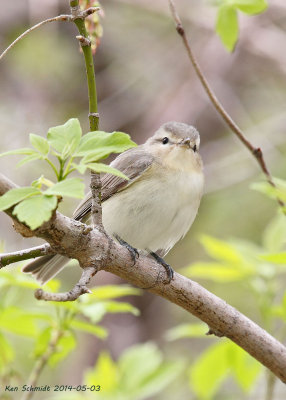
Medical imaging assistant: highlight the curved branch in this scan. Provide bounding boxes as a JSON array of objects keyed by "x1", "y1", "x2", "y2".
[
  {"x1": 0, "y1": 7, "x2": 100, "y2": 62},
  {"x1": 0, "y1": 174, "x2": 286, "y2": 383},
  {"x1": 168, "y1": 0, "x2": 285, "y2": 209}
]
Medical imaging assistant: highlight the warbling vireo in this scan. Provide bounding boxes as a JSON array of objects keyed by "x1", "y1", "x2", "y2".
[{"x1": 23, "y1": 121, "x2": 204, "y2": 284}]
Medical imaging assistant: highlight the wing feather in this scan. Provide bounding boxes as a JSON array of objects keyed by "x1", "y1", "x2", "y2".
[{"x1": 73, "y1": 146, "x2": 153, "y2": 221}]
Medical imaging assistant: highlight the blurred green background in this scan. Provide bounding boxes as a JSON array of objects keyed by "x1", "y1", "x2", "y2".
[{"x1": 0, "y1": 0, "x2": 286, "y2": 399}]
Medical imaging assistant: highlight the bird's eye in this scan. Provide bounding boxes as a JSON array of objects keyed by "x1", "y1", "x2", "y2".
[
  {"x1": 193, "y1": 144, "x2": 197, "y2": 152},
  {"x1": 162, "y1": 137, "x2": 169, "y2": 145}
]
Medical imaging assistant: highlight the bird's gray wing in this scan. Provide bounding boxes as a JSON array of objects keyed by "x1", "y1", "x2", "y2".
[{"x1": 73, "y1": 146, "x2": 154, "y2": 221}]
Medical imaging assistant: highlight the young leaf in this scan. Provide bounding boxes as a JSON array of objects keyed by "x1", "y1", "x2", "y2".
[
  {"x1": 71, "y1": 163, "x2": 87, "y2": 174},
  {"x1": 0, "y1": 333, "x2": 14, "y2": 367},
  {"x1": 199, "y1": 235, "x2": 243, "y2": 264},
  {"x1": 230, "y1": 343, "x2": 261, "y2": 391},
  {"x1": 0, "y1": 187, "x2": 40, "y2": 211},
  {"x1": 84, "y1": 351, "x2": 119, "y2": 391},
  {"x1": 47, "y1": 118, "x2": 82, "y2": 158},
  {"x1": 231, "y1": 0, "x2": 268, "y2": 14},
  {"x1": 16, "y1": 152, "x2": 43, "y2": 168},
  {"x1": 190, "y1": 341, "x2": 230, "y2": 399},
  {"x1": 166, "y1": 323, "x2": 208, "y2": 341},
  {"x1": 259, "y1": 252, "x2": 286, "y2": 264},
  {"x1": 45, "y1": 178, "x2": 84, "y2": 199},
  {"x1": 86, "y1": 163, "x2": 129, "y2": 179},
  {"x1": 70, "y1": 319, "x2": 108, "y2": 339},
  {"x1": 34, "y1": 327, "x2": 52, "y2": 357},
  {"x1": 75, "y1": 131, "x2": 137, "y2": 158},
  {"x1": 183, "y1": 262, "x2": 251, "y2": 282},
  {"x1": 13, "y1": 194, "x2": 57, "y2": 230},
  {"x1": 0, "y1": 148, "x2": 36, "y2": 158},
  {"x1": 0, "y1": 307, "x2": 39, "y2": 337},
  {"x1": 82, "y1": 285, "x2": 141, "y2": 301},
  {"x1": 29, "y1": 134, "x2": 50, "y2": 155},
  {"x1": 216, "y1": 5, "x2": 239, "y2": 52}
]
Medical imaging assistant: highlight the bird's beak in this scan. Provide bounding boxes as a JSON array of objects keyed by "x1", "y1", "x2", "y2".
[{"x1": 179, "y1": 138, "x2": 191, "y2": 148}]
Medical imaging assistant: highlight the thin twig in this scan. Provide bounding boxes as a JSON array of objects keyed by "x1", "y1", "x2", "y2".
[
  {"x1": 0, "y1": 15, "x2": 71, "y2": 61},
  {"x1": 35, "y1": 266, "x2": 96, "y2": 301},
  {"x1": 0, "y1": 244, "x2": 53, "y2": 268},
  {"x1": 168, "y1": 0, "x2": 284, "y2": 209},
  {"x1": 0, "y1": 7, "x2": 100, "y2": 62},
  {"x1": 21, "y1": 329, "x2": 63, "y2": 400}
]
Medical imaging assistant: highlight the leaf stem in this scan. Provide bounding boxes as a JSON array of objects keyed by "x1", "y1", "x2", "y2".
[
  {"x1": 70, "y1": 0, "x2": 99, "y2": 131},
  {"x1": 44, "y1": 158, "x2": 59, "y2": 180}
]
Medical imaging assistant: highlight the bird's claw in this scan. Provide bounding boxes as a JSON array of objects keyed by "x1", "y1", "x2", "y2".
[
  {"x1": 150, "y1": 252, "x2": 174, "y2": 283},
  {"x1": 114, "y1": 234, "x2": 139, "y2": 266}
]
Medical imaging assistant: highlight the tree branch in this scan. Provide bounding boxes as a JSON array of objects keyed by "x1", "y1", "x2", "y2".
[
  {"x1": 35, "y1": 266, "x2": 96, "y2": 301},
  {"x1": 0, "y1": 174, "x2": 286, "y2": 384},
  {"x1": 0, "y1": 244, "x2": 53, "y2": 268},
  {"x1": 168, "y1": 0, "x2": 285, "y2": 209}
]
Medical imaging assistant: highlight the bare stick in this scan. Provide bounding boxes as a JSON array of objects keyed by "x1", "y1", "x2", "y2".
[
  {"x1": 0, "y1": 7, "x2": 100, "y2": 62},
  {"x1": 0, "y1": 244, "x2": 53, "y2": 268},
  {"x1": 0, "y1": 15, "x2": 71, "y2": 61},
  {"x1": 35, "y1": 266, "x2": 96, "y2": 301},
  {"x1": 168, "y1": 0, "x2": 284, "y2": 208}
]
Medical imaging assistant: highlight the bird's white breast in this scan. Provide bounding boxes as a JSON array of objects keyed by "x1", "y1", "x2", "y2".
[{"x1": 102, "y1": 165, "x2": 204, "y2": 255}]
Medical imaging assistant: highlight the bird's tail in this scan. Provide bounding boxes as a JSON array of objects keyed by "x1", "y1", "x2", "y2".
[{"x1": 22, "y1": 254, "x2": 69, "y2": 285}]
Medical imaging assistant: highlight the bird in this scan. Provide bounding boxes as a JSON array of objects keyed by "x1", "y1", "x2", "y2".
[{"x1": 23, "y1": 121, "x2": 204, "y2": 284}]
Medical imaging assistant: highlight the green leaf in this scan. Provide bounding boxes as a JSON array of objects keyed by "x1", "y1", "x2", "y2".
[
  {"x1": 29, "y1": 134, "x2": 50, "y2": 155},
  {"x1": 190, "y1": 341, "x2": 230, "y2": 399},
  {"x1": 166, "y1": 323, "x2": 207, "y2": 341},
  {"x1": 82, "y1": 285, "x2": 141, "y2": 301},
  {"x1": 230, "y1": 343, "x2": 261, "y2": 391},
  {"x1": 45, "y1": 178, "x2": 84, "y2": 199},
  {"x1": 0, "y1": 148, "x2": 36, "y2": 157},
  {"x1": 70, "y1": 319, "x2": 107, "y2": 339},
  {"x1": 84, "y1": 351, "x2": 119, "y2": 391},
  {"x1": 183, "y1": 262, "x2": 251, "y2": 282},
  {"x1": 47, "y1": 118, "x2": 82, "y2": 158},
  {"x1": 71, "y1": 163, "x2": 87, "y2": 174},
  {"x1": 16, "y1": 152, "x2": 43, "y2": 167},
  {"x1": 103, "y1": 301, "x2": 140, "y2": 316},
  {"x1": 49, "y1": 331, "x2": 76, "y2": 367},
  {"x1": 251, "y1": 179, "x2": 286, "y2": 203},
  {"x1": 0, "y1": 187, "x2": 40, "y2": 211},
  {"x1": 119, "y1": 343, "x2": 163, "y2": 389},
  {"x1": 86, "y1": 163, "x2": 129, "y2": 179},
  {"x1": 13, "y1": 194, "x2": 57, "y2": 229},
  {"x1": 216, "y1": 5, "x2": 239, "y2": 52},
  {"x1": 34, "y1": 327, "x2": 52, "y2": 357},
  {"x1": 199, "y1": 235, "x2": 243, "y2": 264},
  {"x1": 0, "y1": 333, "x2": 14, "y2": 370},
  {"x1": 263, "y1": 212, "x2": 286, "y2": 252},
  {"x1": 230, "y1": 0, "x2": 268, "y2": 14},
  {"x1": 260, "y1": 252, "x2": 286, "y2": 264},
  {"x1": 0, "y1": 307, "x2": 38, "y2": 337},
  {"x1": 75, "y1": 130, "x2": 137, "y2": 158}
]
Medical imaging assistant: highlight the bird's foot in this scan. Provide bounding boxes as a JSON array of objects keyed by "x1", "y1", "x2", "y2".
[
  {"x1": 150, "y1": 252, "x2": 174, "y2": 283},
  {"x1": 114, "y1": 234, "x2": 139, "y2": 266}
]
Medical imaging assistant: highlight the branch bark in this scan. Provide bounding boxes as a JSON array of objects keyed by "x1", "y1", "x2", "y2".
[{"x1": 0, "y1": 174, "x2": 286, "y2": 384}]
